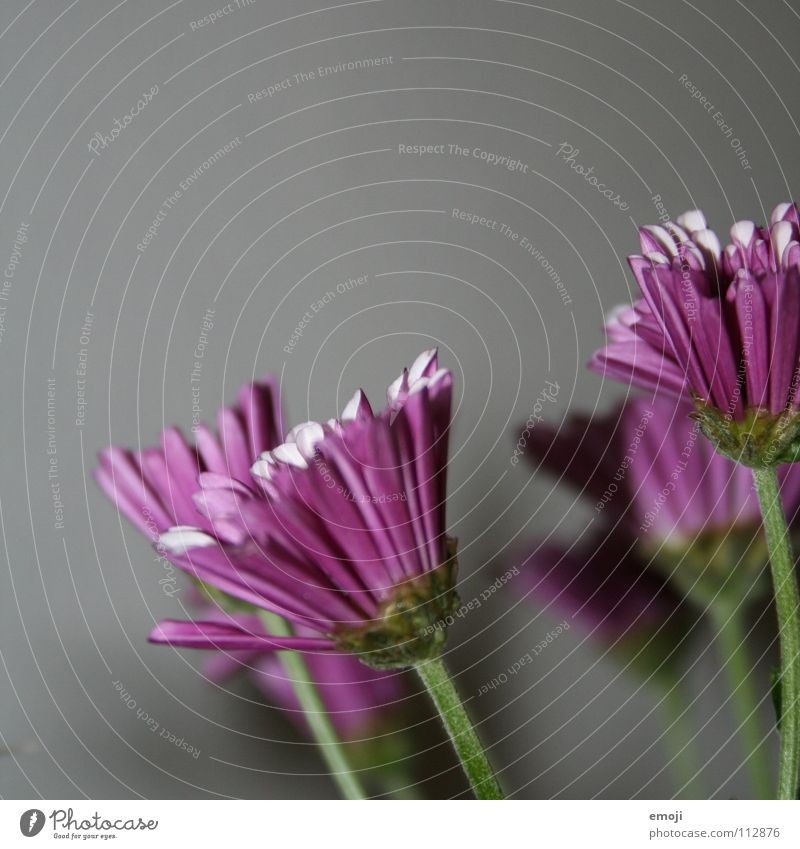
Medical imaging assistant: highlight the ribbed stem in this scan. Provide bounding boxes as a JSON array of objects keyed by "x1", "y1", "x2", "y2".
[
  {"x1": 708, "y1": 599, "x2": 772, "y2": 798},
  {"x1": 415, "y1": 656, "x2": 504, "y2": 799},
  {"x1": 751, "y1": 467, "x2": 800, "y2": 800},
  {"x1": 258, "y1": 612, "x2": 367, "y2": 800}
]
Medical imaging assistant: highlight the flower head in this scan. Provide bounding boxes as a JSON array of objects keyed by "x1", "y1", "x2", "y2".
[
  {"x1": 520, "y1": 396, "x2": 800, "y2": 625},
  {"x1": 99, "y1": 351, "x2": 458, "y2": 670},
  {"x1": 590, "y1": 203, "x2": 800, "y2": 465}
]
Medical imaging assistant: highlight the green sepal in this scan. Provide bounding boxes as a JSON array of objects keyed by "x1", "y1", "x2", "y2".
[
  {"x1": 691, "y1": 397, "x2": 800, "y2": 468},
  {"x1": 336, "y1": 537, "x2": 460, "y2": 670}
]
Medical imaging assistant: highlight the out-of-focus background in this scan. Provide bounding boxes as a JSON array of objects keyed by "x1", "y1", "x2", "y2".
[{"x1": 1, "y1": 0, "x2": 798, "y2": 799}]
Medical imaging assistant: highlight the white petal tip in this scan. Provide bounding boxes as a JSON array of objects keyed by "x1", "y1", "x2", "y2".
[
  {"x1": 272, "y1": 441, "x2": 308, "y2": 468},
  {"x1": 605, "y1": 303, "x2": 633, "y2": 324},
  {"x1": 408, "y1": 348, "x2": 438, "y2": 383},
  {"x1": 387, "y1": 370, "x2": 408, "y2": 404},
  {"x1": 731, "y1": 220, "x2": 756, "y2": 247},
  {"x1": 341, "y1": 389, "x2": 372, "y2": 423},
  {"x1": 293, "y1": 422, "x2": 325, "y2": 458},
  {"x1": 250, "y1": 459, "x2": 274, "y2": 480},
  {"x1": 158, "y1": 526, "x2": 216, "y2": 555},
  {"x1": 676, "y1": 209, "x2": 707, "y2": 232},
  {"x1": 409, "y1": 367, "x2": 449, "y2": 395},
  {"x1": 693, "y1": 228, "x2": 722, "y2": 259},
  {"x1": 641, "y1": 225, "x2": 677, "y2": 256},
  {"x1": 771, "y1": 202, "x2": 792, "y2": 224},
  {"x1": 771, "y1": 220, "x2": 793, "y2": 265}
]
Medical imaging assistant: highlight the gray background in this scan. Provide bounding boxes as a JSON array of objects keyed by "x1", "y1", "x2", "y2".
[{"x1": 0, "y1": 0, "x2": 798, "y2": 799}]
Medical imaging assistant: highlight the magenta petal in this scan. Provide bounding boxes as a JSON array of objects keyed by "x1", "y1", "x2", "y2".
[
  {"x1": 216, "y1": 407, "x2": 252, "y2": 482},
  {"x1": 238, "y1": 378, "x2": 282, "y2": 454},
  {"x1": 149, "y1": 619, "x2": 336, "y2": 651},
  {"x1": 589, "y1": 342, "x2": 688, "y2": 397},
  {"x1": 94, "y1": 459, "x2": 164, "y2": 539},
  {"x1": 688, "y1": 283, "x2": 741, "y2": 416},
  {"x1": 165, "y1": 542, "x2": 336, "y2": 628},
  {"x1": 250, "y1": 468, "x2": 384, "y2": 610},
  {"x1": 194, "y1": 423, "x2": 227, "y2": 476},
  {"x1": 641, "y1": 267, "x2": 712, "y2": 399},
  {"x1": 766, "y1": 268, "x2": 800, "y2": 412},
  {"x1": 316, "y1": 435, "x2": 410, "y2": 586},
  {"x1": 396, "y1": 389, "x2": 448, "y2": 571},
  {"x1": 159, "y1": 428, "x2": 204, "y2": 522},
  {"x1": 731, "y1": 274, "x2": 769, "y2": 408}
]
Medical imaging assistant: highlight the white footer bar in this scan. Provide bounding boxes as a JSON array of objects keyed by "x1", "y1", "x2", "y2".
[{"x1": 1, "y1": 799, "x2": 798, "y2": 848}]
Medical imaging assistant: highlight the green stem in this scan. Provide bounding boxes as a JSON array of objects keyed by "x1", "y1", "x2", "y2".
[
  {"x1": 659, "y1": 677, "x2": 704, "y2": 798},
  {"x1": 415, "y1": 656, "x2": 504, "y2": 799},
  {"x1": 752, "y1": 466, "x2": 800, "y2": 800},
  {"x1": 258, "y1": 612, "x2": 367, "y2": 800},
  {"x1": 708, "y1": 599, "x2": 772, "y2": 798}
]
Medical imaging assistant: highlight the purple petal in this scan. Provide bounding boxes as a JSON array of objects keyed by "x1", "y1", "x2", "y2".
[{"x1": 150, "y1": 619, "x2": 335, "y2": 651}]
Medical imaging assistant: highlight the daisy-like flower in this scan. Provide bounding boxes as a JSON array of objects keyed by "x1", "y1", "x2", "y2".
[
  {"x1": 589, "y1": 202, "x2": 800, "y2": 799},
  {"x1": 97, "y1": 350, "x2": 502, "y2": 798},
  {"x1": 145, "y1": 350, "x2": 458, "y2": 669},
  {"x1": 590, "y1": 203, "x2": 800, "y2": 465}
]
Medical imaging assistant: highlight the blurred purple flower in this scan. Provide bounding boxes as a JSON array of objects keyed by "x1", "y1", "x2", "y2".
[
  {"x1": 589, "y1": 203, "x2": 800, "y2": 421},
  {"x1": 517, "y1": 396, "x2": 800, "y2": 639}
]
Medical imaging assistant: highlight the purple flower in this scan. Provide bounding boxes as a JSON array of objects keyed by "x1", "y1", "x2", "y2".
[
  {"x1": 590, "y1": 203, "x2": 800, "y2": 424},
  {"x1": 518, "y1": 396, "x2": 800, "y2": 636},
  {"x1": 99, "y1": 350, "x2": 458, "y2": 669}
]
